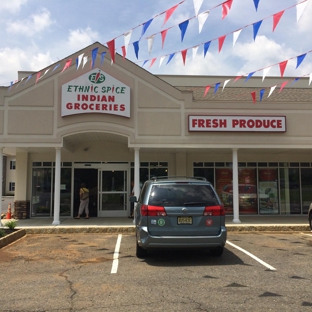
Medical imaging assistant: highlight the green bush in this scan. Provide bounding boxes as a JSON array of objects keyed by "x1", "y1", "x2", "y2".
[
  {"x1": 4, "y1": 220, "x2": 17, "y2": 230},
  {"x1": 0, "y1": 229, "x2": 5, "y2": 237}
]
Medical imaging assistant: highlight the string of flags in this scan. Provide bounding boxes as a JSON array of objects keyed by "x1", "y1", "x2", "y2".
[
  {"x1": 137, "y1": 0, "x2": 309, "y2": 68},
  {"x1": 7, "y1": 0, "x2": 312, "y2": 104}
]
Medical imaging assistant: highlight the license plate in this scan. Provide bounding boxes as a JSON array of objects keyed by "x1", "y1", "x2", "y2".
[{"x1": 178, "y1": 216, "x2": 192, "y2": 225}]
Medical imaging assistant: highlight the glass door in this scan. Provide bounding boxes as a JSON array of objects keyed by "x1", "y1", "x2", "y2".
[{"x1": 99, "y1": 167, "x2": 128, "y2": 217}]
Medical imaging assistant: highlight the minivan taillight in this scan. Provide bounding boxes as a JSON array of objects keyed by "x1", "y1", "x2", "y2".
[
  {"x1": 203, "y1": 205, "x2": 225, "y2": 216},
  {"x1": 141, "y1": 205, "x2": 167, "y2": 216}
]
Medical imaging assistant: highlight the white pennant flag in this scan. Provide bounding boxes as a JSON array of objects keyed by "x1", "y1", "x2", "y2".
[
  {"x1": 159, "y1": 55, "x2": 166, "y2": 67},
  {"x1": 309, "y1": 73, "x2": 312, "y2": 85},
  {"x1": 268, "y1": 85, "x2": 277, "y2": 97},
  {"x1": 192, "y1": 46, "x2": 199, "y2": 61},
  {"x1": 198, "y1": 10, "x2": 209, "y2": 34},
  {"x1": 77, "y1": 53, "x2": 84, "y2": 70},
  {"x1": 297, "y1": 0, "x2": 309, "y2": 22},
  {"x1": 42, "y1": 68, "x2": 50, "y2": 78},
  {"x1": 222, "y1": 79, "x2": 231, "y2": 91},
  {"x1": 193, "y1": 0, "x2": 204, "y2": 16},
  {"x1": 233, "y1": 29, "x2": 242, "y2": 47},
  {"x1": 124, "y1": 30, "x2": 132, "y2": 55},
  {"x1": 147, "y1": 36, "x2": 154, "y2": 54},
  {"x1": 262, "y1": 67, "x2": 271, "y2": 81},
  {"x1": 82, "y1": 56, "x2": 88, "y2": 69}
]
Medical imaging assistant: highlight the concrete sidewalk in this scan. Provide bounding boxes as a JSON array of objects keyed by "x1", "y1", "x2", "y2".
[{"x1": 1, "y1": 215, "x2": 310, "y2": 234}]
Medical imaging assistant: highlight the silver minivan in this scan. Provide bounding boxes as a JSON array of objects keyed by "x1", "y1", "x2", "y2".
[{"x1": 130, "y1": 177, "x2": 227, "y2": 258}]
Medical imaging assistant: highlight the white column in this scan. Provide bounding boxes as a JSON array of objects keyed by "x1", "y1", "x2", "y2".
[
  {"x1": 0, "y1": 148, "x2": 3, "y2": 227},
  {"x1": 134, "y1": 148, "x2": 140, "y2": 197},
  {"x1": 232, "y1": 148, "x2": 241, "y2": 223},
  {"x1": 52, "y1": 148, "x2": 61, "y2": 225}
]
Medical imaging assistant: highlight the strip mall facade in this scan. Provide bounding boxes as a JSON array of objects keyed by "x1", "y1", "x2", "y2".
[{"x1": 1, "y1": 42, "x2": 311, "y2": 224}]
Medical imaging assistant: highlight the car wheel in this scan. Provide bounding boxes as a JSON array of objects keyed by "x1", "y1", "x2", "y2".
[
  {"x1": 210, "y1": 246, "x2": 224, "y2": 257},
  {"x1": 136, "y1": 241, "x2": 148, "y2": 259},
  {"x1": 309, "y1": 214, "x2": 312, "y2": 231}
]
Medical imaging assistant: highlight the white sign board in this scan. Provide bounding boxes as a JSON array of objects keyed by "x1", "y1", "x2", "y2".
[
  {"x1": 62, "y1": 69, "x2": 130, "y2": 117},
  {"x1": 189, "y1": 115, "x2": 286, "y2": 132}
]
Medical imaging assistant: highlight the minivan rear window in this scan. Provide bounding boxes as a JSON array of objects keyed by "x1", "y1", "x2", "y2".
[{"x1": 148, "y1": 184, "x2": 219, "y2": 206}]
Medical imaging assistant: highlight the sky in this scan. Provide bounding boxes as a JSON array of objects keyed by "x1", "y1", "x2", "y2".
[{"x1": 0, "y1": 0, "x2": 311, "y2": 86}]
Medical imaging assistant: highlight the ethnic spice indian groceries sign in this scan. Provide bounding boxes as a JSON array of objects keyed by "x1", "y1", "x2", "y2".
[
  {"x1": 189, "y1": 115, "x2": 286, "y2": 132},
  {"x1": 61, "y1": 69, "x2": 130, "y2": 117}
]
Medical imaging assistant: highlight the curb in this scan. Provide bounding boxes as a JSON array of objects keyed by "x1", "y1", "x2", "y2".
[
  {"x1": 0, "y1": 229, "x2": 26, "y2": 249},
  {"x1": 20, "y1": 225, "x2": 310, "y2": 234}
]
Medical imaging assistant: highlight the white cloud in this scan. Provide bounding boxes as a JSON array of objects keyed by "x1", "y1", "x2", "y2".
[
  {"x1": 0, "y1": 47, "x2": 53, "y2": 85},
  {"x1": 0, "y1": 0, "x2": 27, "y2": 14},
  {"x1": 66, "y1": 27, "x2": 100, "y2": 51},
  {"x1": 6, "y1": 8, "x2": 53, "y2": 36}
]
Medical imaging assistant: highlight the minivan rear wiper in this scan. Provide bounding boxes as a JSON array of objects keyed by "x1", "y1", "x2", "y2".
[{"x1": 183, "y1": 202, "x2": 208, "y2": 206}]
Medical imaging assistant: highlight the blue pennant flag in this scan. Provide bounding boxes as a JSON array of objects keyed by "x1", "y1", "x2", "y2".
[
  {"x1": 91, "y1": 47, "x2": 98, "y2": 69},
  {"x1": 142, "y1": 60, "x2": 148, "y2": 67},
  {"x1": 253, "y1": 20, "x2": 262, "y2": 41},
  {"x1": 259, "y1": 89, "x2": 265, "y2": 101},
  {"x1": 141, "y1": 19, "x2": 153, "y2": 38},
  {"x1": 214, "y1": 82, "x2": 221, "y2": 94},
  {"x1": 101, "y1": 52, "x2": 107, "y2": 65},
  {"x1": 296, "y1": 54, "x2": 306, "y2": 69},
  {"x1": 253, "y1": 0, "x2": 260, "y2": 11},
  {"x1": 245, "y1": 72, "x2": 255, "y2": 82},
  {"x1": 133, "y1": 41, "x2": 140, "y2": 59},
  {"x1": 204, "y1": 41, "x2": 211, "y2": 58},
  {"x1": 166, "y1": 53, "x2": 175, "y2": 65},
  {"x1": 179, "y1": 20, "x2": 189, "y2": 42}
]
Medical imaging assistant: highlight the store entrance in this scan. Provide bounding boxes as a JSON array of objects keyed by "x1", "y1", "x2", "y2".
[{"x1": 73, "y1": 164, "x2": 130, "y2": 217}]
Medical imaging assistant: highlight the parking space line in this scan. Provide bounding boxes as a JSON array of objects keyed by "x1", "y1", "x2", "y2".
[
  {"x1": 111, "y1": 234, "x2": 122, "y2": 274},
  {"x1": 226, "y1": 240, "x2": 276, "y2": 271}
]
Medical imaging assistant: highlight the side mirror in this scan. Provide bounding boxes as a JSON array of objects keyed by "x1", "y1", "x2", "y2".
[{"x1": 129, "y1": 196, "x2": 137, "y2": 203}]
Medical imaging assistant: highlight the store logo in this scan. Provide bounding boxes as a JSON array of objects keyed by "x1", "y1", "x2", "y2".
[{"x1": 89, "y1": 71, "x2": 105, "y2": 84}]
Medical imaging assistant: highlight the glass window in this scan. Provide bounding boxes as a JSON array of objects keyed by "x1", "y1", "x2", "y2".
[
  {"x1": 279, "y1": 168, "x2": 300, "y2": 214},
  {"x1": 301, "y1": 168, "x2": 312, "y2": 214},
  {"x1": 193, "y1": 168, "x2": 214, "y2": 187},
  {"x1": 9, "y1": 182, "x2": 15, "y2": 191},
  {"x1": 10, "y1": 160, "x2": 16, "y2": 170},
  {"x1": 258, "y1": 168, "x2": 279, "y2": 215},
  {"x1": 32, "y1": 168, "x2": 52, "y2": 216}
]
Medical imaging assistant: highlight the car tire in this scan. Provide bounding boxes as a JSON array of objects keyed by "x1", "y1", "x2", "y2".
[
  {"x1": 136, "y1": 241, "x2": 148, "y2": 259},
  {"x1": 309, "y1": 213, "x2": 312, "y2": 231},
  {"x1": 210, "y1": 246, "x2": 224, "y2": 257}
]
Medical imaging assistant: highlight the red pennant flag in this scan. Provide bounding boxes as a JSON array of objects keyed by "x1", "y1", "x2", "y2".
[
  {"x1": 121, "y1": 46, "x2": 126, "y2": 59},
  {"x1": 204, "y1": 86, "x2": 211, "y2": 97},
  {"x1": 279, "y1": 60, "x2": 288, "y2": 77},
  {"x1": 181, "y1": 49, "x2": 187, "y2": 65},
  {"x1": 149, "y1": 58, "x2": 157, "y2": 68},
  {"x1": 107, "y1": 39, "x2": 115, "y2": 63},
  {"x1": 273, "y1": 10, "x2": 284, "y2": 32},
  {"x1": 279, "y1": 80, "x2": 289, "y2": 93},
  {"x1": 61, "y1": 59, "x2": 72, "y2": 73},
  {"x1": 36, "y1": 72, "x2": 41, "y2": 84},
  {"x1": 222, "y1": 0, "x2": 233, "y2": 19},
  {"x1": 251, "y1": 91, "x2": 256, "y2": 104},
  {"x1": 218, "y1": 35, "x2": 226, "y2": 52},
  {"x1": 163, "y1": 4, "x2": 179, "y2": 26},
  {"x1": 161, "y1": 29, "x2": 168, "y2": 49},
  {"x1": 234, "y1": 75, "x2": 243, "y2": 82}
]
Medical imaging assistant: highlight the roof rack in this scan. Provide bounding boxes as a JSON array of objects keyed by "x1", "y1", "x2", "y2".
[{"x1": 150, "y1": 176, "x2": 207, "y2": 182}]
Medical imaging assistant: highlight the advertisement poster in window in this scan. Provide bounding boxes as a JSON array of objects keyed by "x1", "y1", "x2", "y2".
[
  {"x1": 238, "y1": 169, "x2": 257, "y2": 215},
  {"x1": 216, "y1": 169, "x2": 233, "y2": 214},
  {"x1": 259, "y1": 169, "x2": 279, "y2": 214}
]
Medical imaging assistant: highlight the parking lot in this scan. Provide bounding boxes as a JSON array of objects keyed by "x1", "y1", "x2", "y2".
[{"x1": 0, "y1": 232, "x2": 312, "y2": 311}]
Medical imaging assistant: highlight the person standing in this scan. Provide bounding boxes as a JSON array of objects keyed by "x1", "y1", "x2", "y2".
[{"x1": 75, "y1": 183, "x2": 89, "y2": 219}]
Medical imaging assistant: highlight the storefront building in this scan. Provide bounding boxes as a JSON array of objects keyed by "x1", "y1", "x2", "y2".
[{"x1": 0, "y1": 42, "x2": 311, "y2": 224}]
